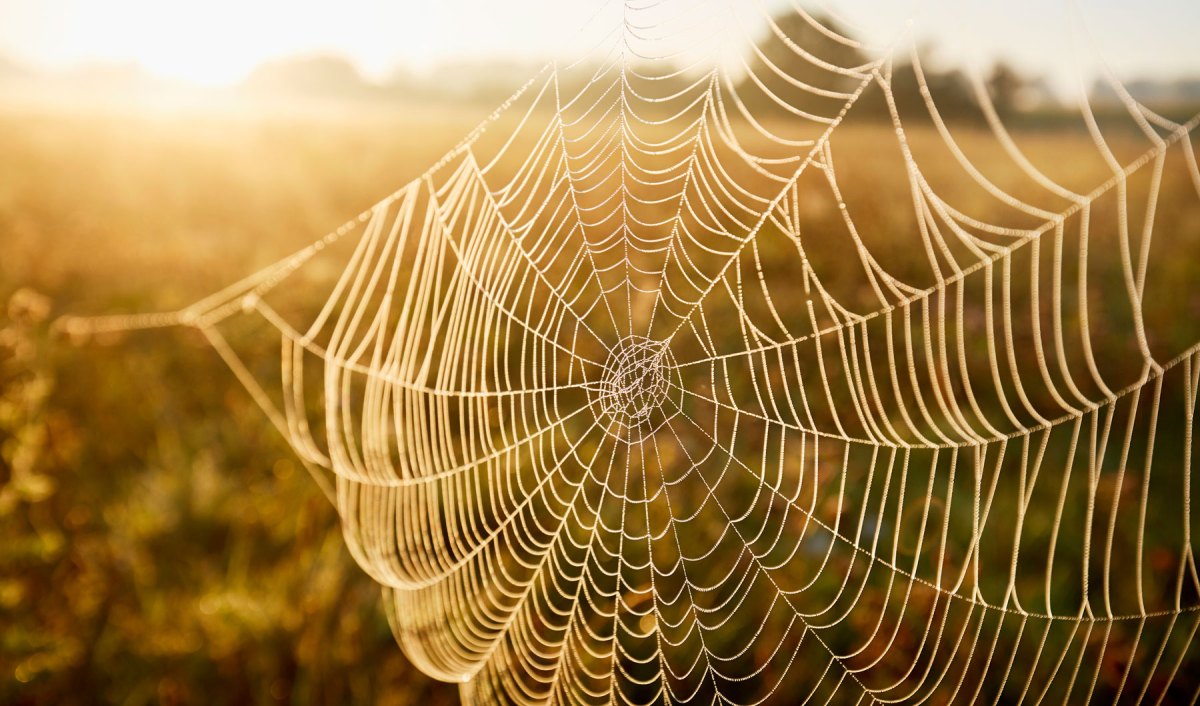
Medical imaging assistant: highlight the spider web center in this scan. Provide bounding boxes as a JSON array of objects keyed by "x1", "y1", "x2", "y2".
[{"x1": 593, "y1": 336, "x2": 679, "y2": 435}]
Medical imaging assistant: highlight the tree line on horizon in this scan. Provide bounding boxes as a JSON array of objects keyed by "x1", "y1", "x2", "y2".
[{"x1": 0, "y1": 13, "x2": 1197, "y2": 118}]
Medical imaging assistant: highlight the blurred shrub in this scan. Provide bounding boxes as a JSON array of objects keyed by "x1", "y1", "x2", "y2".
[{"x1": 0, "y1": 288, "x2": 456, "y2": 704}]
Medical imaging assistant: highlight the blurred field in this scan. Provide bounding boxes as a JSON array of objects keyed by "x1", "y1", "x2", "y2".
[
  {"x1": 0, "y1": 103, "x2": 486, "y2": 705},
  {"x1": 2, "y1": 94, "x2": 1200, "y2": 705}
]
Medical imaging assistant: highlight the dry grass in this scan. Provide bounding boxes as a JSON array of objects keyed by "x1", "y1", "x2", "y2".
[{"x1": 1, "y1": 98, "x2": 1198, "y2": 704}]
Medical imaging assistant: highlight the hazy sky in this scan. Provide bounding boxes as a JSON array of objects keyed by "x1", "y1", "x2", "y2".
[{"x1": 0, "y1": 0, "x2": 1197, "y2": 87}]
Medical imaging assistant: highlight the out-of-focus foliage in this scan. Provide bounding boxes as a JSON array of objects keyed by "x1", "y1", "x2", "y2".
[
  {"x1": 0, "y1": 106, "x2": 471, "y2": 705},
  {"x1": 0, "y1": 61, "x2": 1198, "y2": 704}
]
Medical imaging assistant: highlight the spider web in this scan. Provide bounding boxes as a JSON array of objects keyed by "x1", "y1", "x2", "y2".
[{"x1": 62, "y1": 0, "x2": 1200, "y2": 703}]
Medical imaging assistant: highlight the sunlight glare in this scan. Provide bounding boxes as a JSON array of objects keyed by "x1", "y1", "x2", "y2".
[{"x1": 29, "y1": 0, "x2": 443, "y2": 86}]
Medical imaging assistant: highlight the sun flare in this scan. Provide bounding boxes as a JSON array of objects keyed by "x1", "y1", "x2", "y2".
[
  {"x1": 72, "y1": 2, "x2": 294, "y2": 86},
  {"x1": 12, "y1": 0, "x2": 444, "y2": 87}
]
